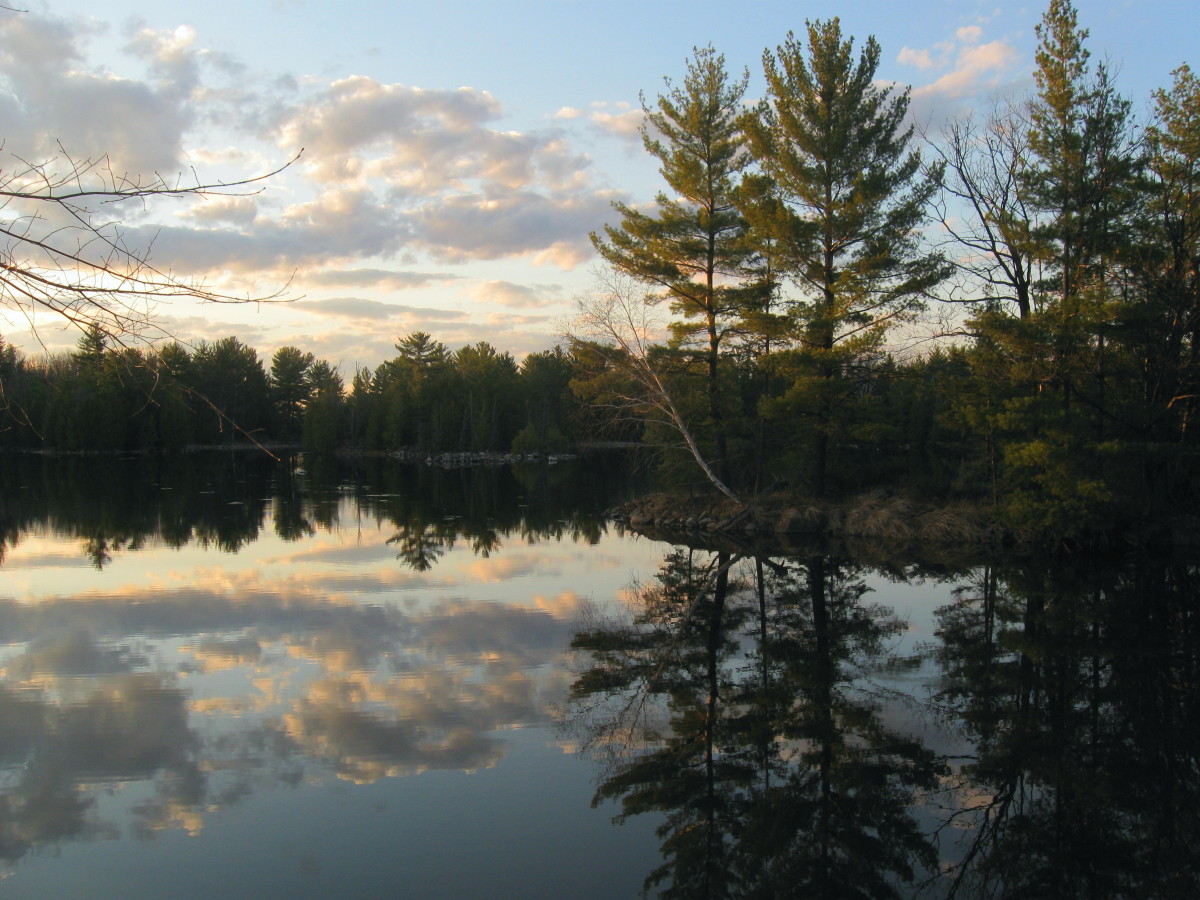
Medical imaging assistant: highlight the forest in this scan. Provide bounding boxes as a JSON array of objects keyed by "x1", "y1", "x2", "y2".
[{"x1": 2, "y1": 0, "x2": 1199, "y2": 545}]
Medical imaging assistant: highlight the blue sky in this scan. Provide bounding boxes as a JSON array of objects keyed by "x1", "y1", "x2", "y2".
[{"x1": 2, "y1": 0, "x2": 1196, "y2": 371}]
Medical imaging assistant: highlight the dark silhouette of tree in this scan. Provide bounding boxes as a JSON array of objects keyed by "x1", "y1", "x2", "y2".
[
  {"x1": 569, "y1": 548, "x2": 938, "y2": 898},
  {"x1": 189, "y1": 337, "x2": 271, "y2": 445},
  {"x1": 301, "y1": 360, "x2": 343, "y2": 454},
  {"x1": 933, "y1": 556, "x2": 1200, "y2": 898},
  {"x1": 269, "y1": 346, "x2": 316, "y2": 439}
]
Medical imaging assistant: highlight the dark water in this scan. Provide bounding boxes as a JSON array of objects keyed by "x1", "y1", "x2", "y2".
[{"x1": 1, "y1": 454, "x2": 1197, "y2": 898}]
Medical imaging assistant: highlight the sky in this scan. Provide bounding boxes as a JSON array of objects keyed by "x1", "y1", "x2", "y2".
[{"x1": 2, "y1": 0, "x2": 1196, "y2": 372}]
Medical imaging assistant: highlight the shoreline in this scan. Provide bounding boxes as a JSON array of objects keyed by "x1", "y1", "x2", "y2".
[{"x1": 612, "y1": 490, "x2": 1200, "y2": 555}]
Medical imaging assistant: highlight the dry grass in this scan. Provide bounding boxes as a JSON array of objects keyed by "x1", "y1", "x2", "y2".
[
  {"x1": 916, "y1": 503, "x2": 992, "y2": 543},
  {"x1": 843, "y1": 495, "x2": 919, "y2": 541},
  {"x1": 618, "y1": 490, "x2": 1002, "y2": 550}
]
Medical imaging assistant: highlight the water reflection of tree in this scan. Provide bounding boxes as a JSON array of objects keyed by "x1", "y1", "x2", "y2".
[
  {"x1": 743, "y1": 557, "x2": 938, "y2": 898},
  {"x1": 933, "y1": 557, "x2": 1200, "y2": 898},
  {"x1": 272, "y1": 463, "x2": 316, "y2": 542},
  {"x1": 569, "y1": 549, "x2": 938, "y2": 898},
  {"x1": 367, "y1": 461, "x2": 613, "y2": 571},
  {"x1": 573, "y1": 549, "x2": 751, "y2": 897},
  {"x1": 0, "y1": 452, "x2": 629, "y2": 572},
  {"x1": 386, "y1": 517, "x2": 456, "y2": 571},
  {"x1": 0, "y1": 454, "x2": 274, "y2": 567}
]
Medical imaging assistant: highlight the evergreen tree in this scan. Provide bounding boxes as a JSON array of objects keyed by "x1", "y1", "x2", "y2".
[
  {"x1": 269, "y1": 346, "x2": 316, "y2": 439},
  {"x1": 1136, "y1": 64, "x2": 1200, "y2": 443},
  {"x1": 72, "y1": 324, "x2": 109, "y2": 375},
  {"x1": 1025, "y1": 0, "x2": 1139, "y2": 304},
  {"x1": 592, "y1": 45, "x2": 753, "y2": 482},
  {"x1": 395, "y1": 331, "x2": 448, "y2": 368},
  {"x1": 740, "y1": 19, "x2": 946, "y2": 495},
  {"x1": 957, "y1": 0, "x2": 1146, "y2": 535},
  {"x1": 151, "y1": 343, "x2": 196, "y2": 450},
  {"x1": 383, "y1": 332, "x2": 450, "y2": 450},
  {"x1": 347, "y1": 365, "x2": 374, "y2": 448},
  {"x1": 513, "y1": 347, "x2": 575, "y2": 452},
  {"x1": 0, "y1": 335, "x2": 26, "y2": 448},
  {"x1": 302, "y1": 360, "x2": 344, "y2": 454},
  {"x1": 453, "y1": 342, "x2": 519, "y2": 451},
  {"x1": 190, "y1": 337, "x2": 271, "y2": 444}
]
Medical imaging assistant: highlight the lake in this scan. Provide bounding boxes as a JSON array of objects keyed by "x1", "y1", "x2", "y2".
[{"x1": 1, "y1": 453, "x2": 1196, "y2": 898}]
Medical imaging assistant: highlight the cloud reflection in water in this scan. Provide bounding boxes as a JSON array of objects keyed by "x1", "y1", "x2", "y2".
[{"x1": 0, "y1": 490, "x2": 650, "y2": 866}]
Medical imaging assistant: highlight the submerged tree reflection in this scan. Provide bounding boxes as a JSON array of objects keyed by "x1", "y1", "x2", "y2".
[
  {"x1": 574, "y1": 549, "x2": 752, "y2": 897},
  {"x1": 569, "y1": 549, "x2": 938, "y2": 898},
  {"x1": 933, "y1": 557, "x2": 1200, "y2": 898}
]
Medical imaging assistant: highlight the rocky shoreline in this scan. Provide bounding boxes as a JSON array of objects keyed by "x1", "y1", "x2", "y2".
[
  {"x1": 612, "y1": 490, "x2": 1003, "y2": 544},
  {"x1": 611, "y1": 490, "x2": 1200, "y2": 556},
  {"x1": 388, "y1": 448, "x2": 578, "y2": 468}
]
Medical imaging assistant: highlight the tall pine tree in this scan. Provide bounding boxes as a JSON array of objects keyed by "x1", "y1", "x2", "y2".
[
  {"x1": 740, "y1": 19, "x2": 945, "y2": 495},
  {"x1": 592, "y1": 45, "x2": 753, "y2": 483},
  {"x1": 1025, "y1": 0, "x2": 1139, "y2": 304}
]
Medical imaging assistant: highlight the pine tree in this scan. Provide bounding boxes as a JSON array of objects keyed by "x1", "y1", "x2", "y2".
[
  {"x1": 740, "y1": 19, "x2": 946, "y2": 495},
  {"x1": 1133, "y1": 65, "x2": 1200, "y2": 447},
  {"x1": 302, "y1": 361, "x2": 344, "y2": 454},
  {"x1": 1025, "y1": 0, "x2": 1140, "y2": 303},
  {"x1": 1018, "y1": 0, "x2": 1140, "y2": 454},
  {"x1": 386, "y1": 332, "x2": 450, "y2": 449},
  {"x1": 395, "y1": 331, "x2": 448, "y2": 369},
  {"x1": 592, "y1": 45, "x2": 753, "y2": 481},
  {"x1": 269, "y1": 346, "x2": 316, "y2": 439},
  {"x1": 72, "y1": 324, "x2": 110, "y2": 376}
]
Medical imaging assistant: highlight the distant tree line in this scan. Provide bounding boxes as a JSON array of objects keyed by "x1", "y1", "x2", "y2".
[
  {"x1": 0, "y1": 327, "x2": 581, "y2": 457},
  {"x1": 2, "y1": 0, "x2": 1199, "y2": 542}
]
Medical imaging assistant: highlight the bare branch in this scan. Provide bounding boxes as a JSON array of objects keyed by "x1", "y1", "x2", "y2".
[
  {"x1": 0, "y1": 145, "x2": 301, "y2": 343},
  {"x1": 568, "y1": 266, "x2": 743, "y2": 504}
]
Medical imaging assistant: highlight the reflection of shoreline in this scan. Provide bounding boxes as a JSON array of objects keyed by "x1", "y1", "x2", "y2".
[
  {"x1": 0, "y1": 451, "x2": 626, "y2": 574},
  {"x1": 1, "y1": 482, "x2": 642, "y2": 865}
]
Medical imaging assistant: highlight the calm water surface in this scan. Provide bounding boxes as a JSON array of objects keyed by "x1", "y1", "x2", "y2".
[{"x1": 1, "y1": 454, "x2": 1196, "y2": 898}]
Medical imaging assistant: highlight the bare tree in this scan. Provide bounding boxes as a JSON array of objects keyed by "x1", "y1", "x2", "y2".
[
  {"x1": 1, "y1": 144, "x2": 298, "y2": 344},
  {"x1": 927, "y1": 104, "x2": 1039, "y2": 319},
  {"x1": 570, "y1": 266, "x2": 742, "y2": 504}
]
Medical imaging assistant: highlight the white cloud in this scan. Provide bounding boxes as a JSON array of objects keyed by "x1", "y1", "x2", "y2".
[
  {"x1": 469, "y1": 280, "x2": 565, "y2": 310},
  {"x1": 402, "y1": 187, "x2": 612, "y2": 267},
  {"x1": 901, "y1": 26, "x2": 1024, "y2": 127},
  {"x1": 0, "y1": 14, "x2": 202, "y2": 174},
  {"x1": 125, "y1": 23, "x2": 202, "y2": 98},
  {"x1": 915, "y1": 40, "x2": 1021, "y2": 101},
  {"x1": 273, "y1": 75, "x2": 587, "y2": 196},
  {"x1": 292, "y1": 298, "x2": 466, "y2": 321},
  {"x1": 110, "y1": 189, "x2": 402, "y2": 276},
  {"x1": 588, "y1": 103, "x2": 645, "y2": 141},
  {"x1": 182, "y1": 196, "x2": 260, "y2": 227},
  {"x1": 898, "y1": 46, "x2": 940, "y2": 71},
  {"x1": 111, "y1": 175, "x2": 613, "y2": 277},
  {"x1": 304, "y1": 269, "x2": 461, "y2": 291}
]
